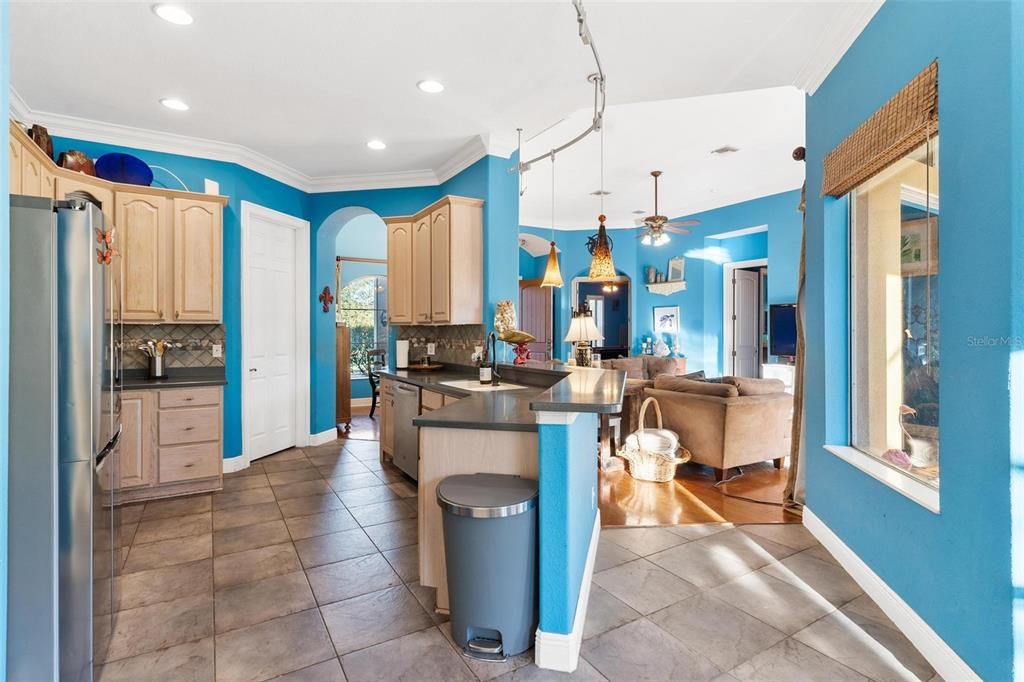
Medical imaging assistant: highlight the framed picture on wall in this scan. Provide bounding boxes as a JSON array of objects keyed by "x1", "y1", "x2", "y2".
[{"x1": 653, "y1": 305, "x2": 680, "y2": 333}]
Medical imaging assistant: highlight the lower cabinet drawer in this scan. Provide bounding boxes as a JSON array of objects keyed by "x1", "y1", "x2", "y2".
[
  {"x1": 159, "y1": 442, "x2": 221, "y2": 482},
  {"x1": 159, "y1": 387, "x2": 221, "y2": 408},
  {"x1": 159, "y1": 406, "x2": 220, "y2": 445}
]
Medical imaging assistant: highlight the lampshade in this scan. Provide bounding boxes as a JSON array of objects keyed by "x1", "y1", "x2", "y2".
[
  {"x1": 564, "y1": 313, "x2": 603, "y2": 343},
  {"x1": 588, "y1": 214, "x2": 616, "y2": 280},
  {"x1": 540, "y1": 241, "x2": 563, "y2": 287}
]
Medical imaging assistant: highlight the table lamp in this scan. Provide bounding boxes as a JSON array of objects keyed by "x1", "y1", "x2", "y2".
[{"x1": 564, "y1": 307, "x2": 603, "y2": 367}]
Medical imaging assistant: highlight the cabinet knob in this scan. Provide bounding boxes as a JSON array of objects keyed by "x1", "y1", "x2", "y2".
[
  {"x1": 184, "y1": 426, "x2": 194, "y2": 431},
  {"x1": 158, "y1": 309, "x2": 163, "y2": 318},
  {"x1": 174, "y1": 311, "x2": 180, "y2": 319},
  {"x1": 184, "y1": 397, "x2": 194, "y2": 401}
]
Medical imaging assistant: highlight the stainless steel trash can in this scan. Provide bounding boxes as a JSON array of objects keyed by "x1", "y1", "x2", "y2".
[{"x1": 438, "y1": 473, "x2": 539, "y2": 660}]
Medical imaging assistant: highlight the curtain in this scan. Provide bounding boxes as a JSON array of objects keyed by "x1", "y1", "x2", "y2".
[{"x1": 784, "y1": 183, "x2": 807, "y2": 512}]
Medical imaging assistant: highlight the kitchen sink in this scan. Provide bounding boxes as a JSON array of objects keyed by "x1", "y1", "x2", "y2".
[{"x1": 439, "y1": 379, "x2": 528, "y2": 392}]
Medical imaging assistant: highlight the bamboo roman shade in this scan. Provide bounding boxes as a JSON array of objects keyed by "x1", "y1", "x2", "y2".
[{"x1": 822, "y1": 60, "x2": 938, "y2": 197}]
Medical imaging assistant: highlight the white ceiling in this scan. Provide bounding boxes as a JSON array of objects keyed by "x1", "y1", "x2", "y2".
[
  {"x1": 8, "y1": 1, "x2": 880, "y2": 193},
  {"x1": 519, "y1": 86, "x2": 806, "y2": 229}
]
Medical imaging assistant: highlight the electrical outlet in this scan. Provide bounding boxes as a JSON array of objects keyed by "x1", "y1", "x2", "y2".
[
  {"x1": 212, "y1": 343, "x2": 222, "y2": 358},
  {"x1": 427, "y1": 343, "x2": 436, "y2": 355}
]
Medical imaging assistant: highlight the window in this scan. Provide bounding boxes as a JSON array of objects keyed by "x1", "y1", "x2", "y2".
[
  {"x1": 849, "y1": 135, "x2": 939, "y2": 489},
  {"x1": 336, "y1": 275, "x2": 388, "y2": 377}
]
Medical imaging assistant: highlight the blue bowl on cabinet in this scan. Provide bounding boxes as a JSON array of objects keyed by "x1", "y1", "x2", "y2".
[{"x1": 95, "y1": 153, "x2": 154, "y2": 186}]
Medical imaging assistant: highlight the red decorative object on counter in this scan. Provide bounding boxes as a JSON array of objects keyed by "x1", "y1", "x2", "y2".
[{"x1": 513, "y1": 342, "x2": 531, "y2": 365}]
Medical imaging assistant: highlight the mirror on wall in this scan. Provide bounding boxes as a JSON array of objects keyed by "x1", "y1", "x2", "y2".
[{"x1": 572, "y1": 275, "x2": 631, "y2": 358}]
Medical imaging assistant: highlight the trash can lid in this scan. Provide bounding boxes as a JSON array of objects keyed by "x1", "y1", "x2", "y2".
[{"x1": 437, "y1": 473, "x2": 538, "y2": 518}]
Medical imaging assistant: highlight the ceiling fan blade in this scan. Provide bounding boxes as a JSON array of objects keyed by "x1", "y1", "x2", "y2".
[
  {"x1": 664, "y1": 226, "x2": 692, "y2": 235},
  {"x1": 667, "y1": 219, "x2": 700, "y2": 227}
]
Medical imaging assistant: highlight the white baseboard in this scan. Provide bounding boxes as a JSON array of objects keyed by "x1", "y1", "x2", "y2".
[
  {"x1": 351, "y1": 397, "x2": 373, "y2": 408},
  {"x1": 803, "y1": 508, "x2": 979, "y2": 682},
  {"x1": 222, "y1": 456, "x2": 249, "y2": 474},
  {"x1": 308, "y1": 428, "x2": 338, "y2": 447},
  {"x1": 534, "y1": 512, "x2": 601, "y2": 672}
]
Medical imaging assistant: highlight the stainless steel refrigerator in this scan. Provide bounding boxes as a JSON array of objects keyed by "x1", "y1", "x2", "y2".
[{"x1": 8, "y1": 195, "x2": 123, "y2": 681}]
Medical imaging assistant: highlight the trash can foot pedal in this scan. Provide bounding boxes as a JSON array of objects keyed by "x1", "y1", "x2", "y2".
[{"x1": 463, "y1": 638, "x2": 507, "y2": 662}]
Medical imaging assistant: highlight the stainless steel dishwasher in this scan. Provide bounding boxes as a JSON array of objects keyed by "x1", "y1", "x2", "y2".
[{"x1": 392, "y1": 382, "x2": 421, "y2": 480}]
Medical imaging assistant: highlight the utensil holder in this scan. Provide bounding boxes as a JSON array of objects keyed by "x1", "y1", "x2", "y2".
[{"x1": 148, "y1": 355, "x2": 166, "y2": 379}]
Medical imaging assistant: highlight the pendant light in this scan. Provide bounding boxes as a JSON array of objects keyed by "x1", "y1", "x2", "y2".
[
  {"x1": 588, "y1": 124, "x2": 617, "y2": 280},
  {"x1": 540, "y1": 152, "x2": 563, "y2": 288}
]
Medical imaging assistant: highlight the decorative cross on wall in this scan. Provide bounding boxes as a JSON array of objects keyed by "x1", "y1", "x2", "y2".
[{"x1": 319, "y1": 286, "x2": 334, "y2": 313}]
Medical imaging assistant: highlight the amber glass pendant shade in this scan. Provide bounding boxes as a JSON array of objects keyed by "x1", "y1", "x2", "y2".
[
  {"x1": 540, "y1": 241, "x2": 563, "y2": 288},
  {"x1": 588, "y1": 214, "x2": 616, "y2": 280}
]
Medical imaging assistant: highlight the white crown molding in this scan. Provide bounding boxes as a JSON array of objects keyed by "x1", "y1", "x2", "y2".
[
  {"x1": 793, "y1": 0, "x2": 883, "y2": 95},
  {"x1": 9, "y1": 86, "x2": 495, "y2": 194}
]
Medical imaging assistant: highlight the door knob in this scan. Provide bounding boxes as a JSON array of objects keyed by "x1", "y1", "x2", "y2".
[{"x1": 249, "y1": 368, "x2": 257, "y2": 372}]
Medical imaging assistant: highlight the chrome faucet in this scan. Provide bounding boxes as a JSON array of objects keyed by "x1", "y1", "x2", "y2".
[{"x1": 487, "y1": 331, "x2": 501, "y2": 386}]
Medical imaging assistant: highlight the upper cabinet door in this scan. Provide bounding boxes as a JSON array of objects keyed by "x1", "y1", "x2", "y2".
[
  {"x1": 387, "y1": 221, "x2": 413, "y2": 324},
  {"x1": 9, "y1": 138, "x2": 22, "y2": 194},
  {"x1": 412, "y1": 215, "x2": 432, "y2": 324},
  {"x1": 20, "y1": 149, "x2": 42, "y2": 197},
  {"x1": 116, "y1": 192, "x2": 169, "y2": 322},
  {"x1": 41, "y1": 165, "x2": 56, "y2": 199},
  {"x1": 429, "y1": 204, "x2": 451, "y2": 323},
  {"x1": 172, "y1": 198, "x2": 223, "y2": 322}
]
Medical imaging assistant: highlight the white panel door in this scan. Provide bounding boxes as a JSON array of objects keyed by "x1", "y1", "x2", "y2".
[
  {"x1": 245, "y1": 217, "x2": 297, "y2": 460},
  {"x1": 732, "y1": 269, "x2": 761, "y2": 377}
]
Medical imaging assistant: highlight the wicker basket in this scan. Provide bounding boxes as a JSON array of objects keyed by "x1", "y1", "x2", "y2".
[{"x1": 618, "y1": 397, "x2": 691, "y2": 483}]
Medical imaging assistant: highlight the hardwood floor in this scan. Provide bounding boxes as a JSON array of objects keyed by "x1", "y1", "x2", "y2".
[
  {"x1": 337, "y1": 410, "x2": 380, "y2": 442},
  {"x1": 600, "y1": 460, "x2": 801, "y2": 527}
]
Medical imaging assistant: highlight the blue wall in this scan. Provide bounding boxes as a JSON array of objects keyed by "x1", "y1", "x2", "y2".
[
  {"x1": 1, "y1": 2, "x2": 10, "y2": 672},
  {"x1": 804, "y1": 2, "x2": 1020, "y2": 678},
  {"x1": 520, "y1": 189, "x2": 800, "y2": 375},
  {"x1": 48, "y1": 137, "x2": 310, "y2": 460}
]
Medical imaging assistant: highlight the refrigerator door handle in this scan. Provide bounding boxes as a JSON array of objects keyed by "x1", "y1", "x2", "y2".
[{"x1": 95, "y1": 424, "x2": 122, "y2": 472}]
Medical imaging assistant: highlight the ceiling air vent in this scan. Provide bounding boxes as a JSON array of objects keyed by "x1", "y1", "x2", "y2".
[{"x1": 711, "y1": 145, "x2": 740, "y2": 155}]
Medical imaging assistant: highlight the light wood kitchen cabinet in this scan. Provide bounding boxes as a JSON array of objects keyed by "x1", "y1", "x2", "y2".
[
  {"x1": 20, "y1": 147, "x2": 43, "y2": 197},
  {"x1": 412, "y1": 214, "x2": 433, "y2": 324},
  {"x1": 9, "y1": 136, "x2": 22, "y2": 194},
  {"x1": 386, "y1": 221, "x2": 413, "y2": 324},
  {"x1": 173, "y1": 197, "x2": 223, "y2": 322},
  {"x1": 56, "y1": 175, "x2": 115, "y2": 230},
  {"x1": 117, "y1": 385, "x2": 223, "y2": 503},
  {"x1": 385, "y1": 196, "x2": 483, "y2": 325},
  {"x1": 119, "y1": 391, "x2": 156, "y2": 490},
  {"x1": 116, "y1": 192, "x2": 169, "y2": 322},
  {"x1": 41, "y1": 165, "x2": 56, "y2": 199},
  {"x1": 380, "y1": 378, "x2": 395, "y2": 459}
]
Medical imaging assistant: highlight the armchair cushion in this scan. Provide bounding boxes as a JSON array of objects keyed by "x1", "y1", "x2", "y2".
[
  {"x1": 643, "y1": 356, "x2": 678, "y2": 380},
  {"x1": 653, "y1": 375, "x2": 739, "y2": 398},
  {"x1": 606, "y1": 357, "x2": 644, "y2": 379},
  {"x1": 723, "y1": 376, "x2": 786, "y2": 396}
]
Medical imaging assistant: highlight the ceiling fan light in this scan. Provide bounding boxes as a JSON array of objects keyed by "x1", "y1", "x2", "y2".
[
  {"x1": 641, "y1": 233, "x2": 653, "y2": 246},
  {"x1": 588, "y1": 214, "x2": 617, "y2": 280},
  {"x1": 540, "y1": 241, "x2": 564, "y2": 288},
  {"x1": 655, "y1": 233, "x2": 670, "y2": 246}
]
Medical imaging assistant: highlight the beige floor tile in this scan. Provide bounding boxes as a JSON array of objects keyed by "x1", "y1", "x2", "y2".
[
  {"x1": 407, "y1": 581, "x2": 449, "y2": 625},
  {"x1": 665, "y1": 523, "x2": 734, "y2": 541},
  {"x1": 320, "y1": 585, "x2": 434, "y2": 655},
  {"x1": 342, "y1": 440, "x2": 381, "y2": 457},
  {"x1": 306, "y1": 552, "x2": 402, "y2": 605},
  {"x1": 132, "y1": 511, "x2": 212, "y2": 545},
  {"x1": 761, "y1": 550, "x2": 863, "y2": 607},
  {"x1": 648, "y1": 593, "x2": 786, "y2": 671},
  {"x1": 592, "y1": 559, "x2": 698, "y2": 615},
  {"x1": 294, "y1": 528, "x2": 377, "y2": 568},
  {"x1": 335, "y1": 484, "x2": 400, "y2": 508},
  {"x1": 272, "y1": 657, "x2": 345, "y2": 681},
  {"x1": 363, "y1": 518, "x2": 418, "y2": 551},
  {"x1": 266, "y1": 467, "x2": 324, "y2": 486},
  {"x1": 348, "y1": 500, "x2": 416, "y2": 527},
  {"x1": 212, "y1": 486, "x2": 277, "y2": 510},
  {"x1": 95, "y1": 636, "x2": 214, "y2": 682},
  {"x1": 278, "y1": 493, "x2": 346, "y2": 518},
  {"x1": 213, "y1": 519, "x2": 292, "y2": 556},
  {"x1": 594, "y1": 540, "x2": 640, "y2": 572},
  {"x1": 341, "y1": 626, "x2": 475, "y2": 682},
  {"x1": 647, "y1": 537, "x2": 765, "y2": 590},
  {"x1": 313, "y1": 459, "x2": 373, "y2": 478},
  {"x1": 372, "y1": 467, "x2": 407, "y2": 484},
  {"x1": 327, "y1": 472, "x2": 387, "y2": 492},
  {"x1": 582, "y1": 618, "x2": 721, "y2": 682},
  {"x1": 262, "y1": 458, "x2": 316, "y2": 474},
  {"x1": 225, "y1": 462, "x2": 265, "y2": 477},
  {"x1": 116, "y1": 559, "x2": 212, "y2": 612},
  {"x1": 212, "y1": 501, "x2": 282, "y2": 531},
  {"x1": 601, "y1": 527, "x2": 688, "y2": 557},
  {"x1": 740, "y1": 523, "x2": 818, "y2": 551},
  {"x1": 123, "y1": 533, "x2": 212, "y2": 574},
  {"x1": 214, "y1": 542, "x2": 302, "y2": 590},
  {"x1": 824, "y1": 594, "x2": 935, "y2": 681},
  {"x1": 215, "y1": 608, "x2": 335, "y2": 682},
  {"x1": 582, "y1": 584, "x2": 642, "y2": 640},
  {"x1": 382, "y1": 544, "x2": 419, "y2": 583},
  {"x1": 801, "y1": 544, "x2": 841, "y2": 565},
  {"x1": 262, "y1": 448, "x2": 308, "y2": 462},
  {"x1": 387, "y1": 480, "x2": 418, "y2": 498},
  {"x1": 141, "y1": 494, "x2": 212, "y2": 521},
  {"x1": 438, "y1": 621, "x2": 533, "y2": 680},
  {"x1": 221, "y1": 472, "x2": 271, "y2": 492},
  {"x1": 493, "y1": 659, "x2": 606, "y2": 681},
  {"x1": 729, "y1": 638, "x2": 869, "y2": 681},
  {"x1": 103, "y1": 594, "x2": 214, "y2": 663},
  {"x1": 284, "y1": 508, "x2": 359, "y2": 540},
  {"x1": 273, "y1": 479, "x2": 333, "y2": 501},
  {"x1": 710, "y1": 571, "x2": 835, "y2": 635},
  {"x1": 215, "y1": 570, "x2": 316, "y2": 633}
]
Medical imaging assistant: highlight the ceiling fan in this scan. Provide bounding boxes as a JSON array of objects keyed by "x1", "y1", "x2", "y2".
[{"x1": 636, "y1": 170, "x2": 699, "y2": 246}]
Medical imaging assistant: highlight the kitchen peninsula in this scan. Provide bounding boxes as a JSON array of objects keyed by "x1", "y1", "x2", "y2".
[{"x1": 378, "y1": 360, "x2": 624, "y2": 672}]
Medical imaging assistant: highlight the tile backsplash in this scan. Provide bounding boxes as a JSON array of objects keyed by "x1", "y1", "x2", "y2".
[
  {"x1": 122, "y1": 324, "x2": 226, "y2": 370},
  {"x1": 395, "y1": 324, "x2": 485, "y2": 365}
]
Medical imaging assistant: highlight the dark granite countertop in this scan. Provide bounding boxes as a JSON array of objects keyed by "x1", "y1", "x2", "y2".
[
  {"x1": 119, "y1": 367, "x2": 227, "y2": 390},
  {"x1": 380, "y1": 361, "x2": 625, "y2": 432}
]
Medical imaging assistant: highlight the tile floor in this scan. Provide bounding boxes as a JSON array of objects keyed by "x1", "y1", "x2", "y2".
[{"x1": 98, "y1": 439, "x2": 939, "y2": 682}]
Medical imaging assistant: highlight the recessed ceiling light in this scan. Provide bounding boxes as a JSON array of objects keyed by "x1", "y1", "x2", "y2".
[
  {"x1": 367, "y1": 140, "x2": 387, "y2": 151},
  {"x1": 159, "y1": 97, "x2": 189, "y2": 111},
  {"x1": 152, "y1": 4, "x2": 193, "y2": 25},
  {"x1": 417, "y1": 80, "x2": 445, "y2": 94},
  {"x1": 711, "y1": 145, "x2": 740, "y2": 155}
]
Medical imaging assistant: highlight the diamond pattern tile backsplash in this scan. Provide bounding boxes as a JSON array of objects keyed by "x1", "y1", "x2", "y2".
[
  {"x1": 395, "y1": 324, "x2": 485, "y2": 365},
  {"x1": 122, "y1": 324, "x2": 226, "y2": 370}
]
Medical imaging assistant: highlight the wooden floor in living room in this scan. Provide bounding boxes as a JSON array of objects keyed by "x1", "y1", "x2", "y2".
[{"x1": 600, "y1": 460, "x2": 800, "y2": 527}]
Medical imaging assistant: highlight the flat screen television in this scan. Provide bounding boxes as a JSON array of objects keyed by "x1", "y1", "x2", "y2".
[{"x1": 769, "y1": 304, "x2": 797, "y2": 357}]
